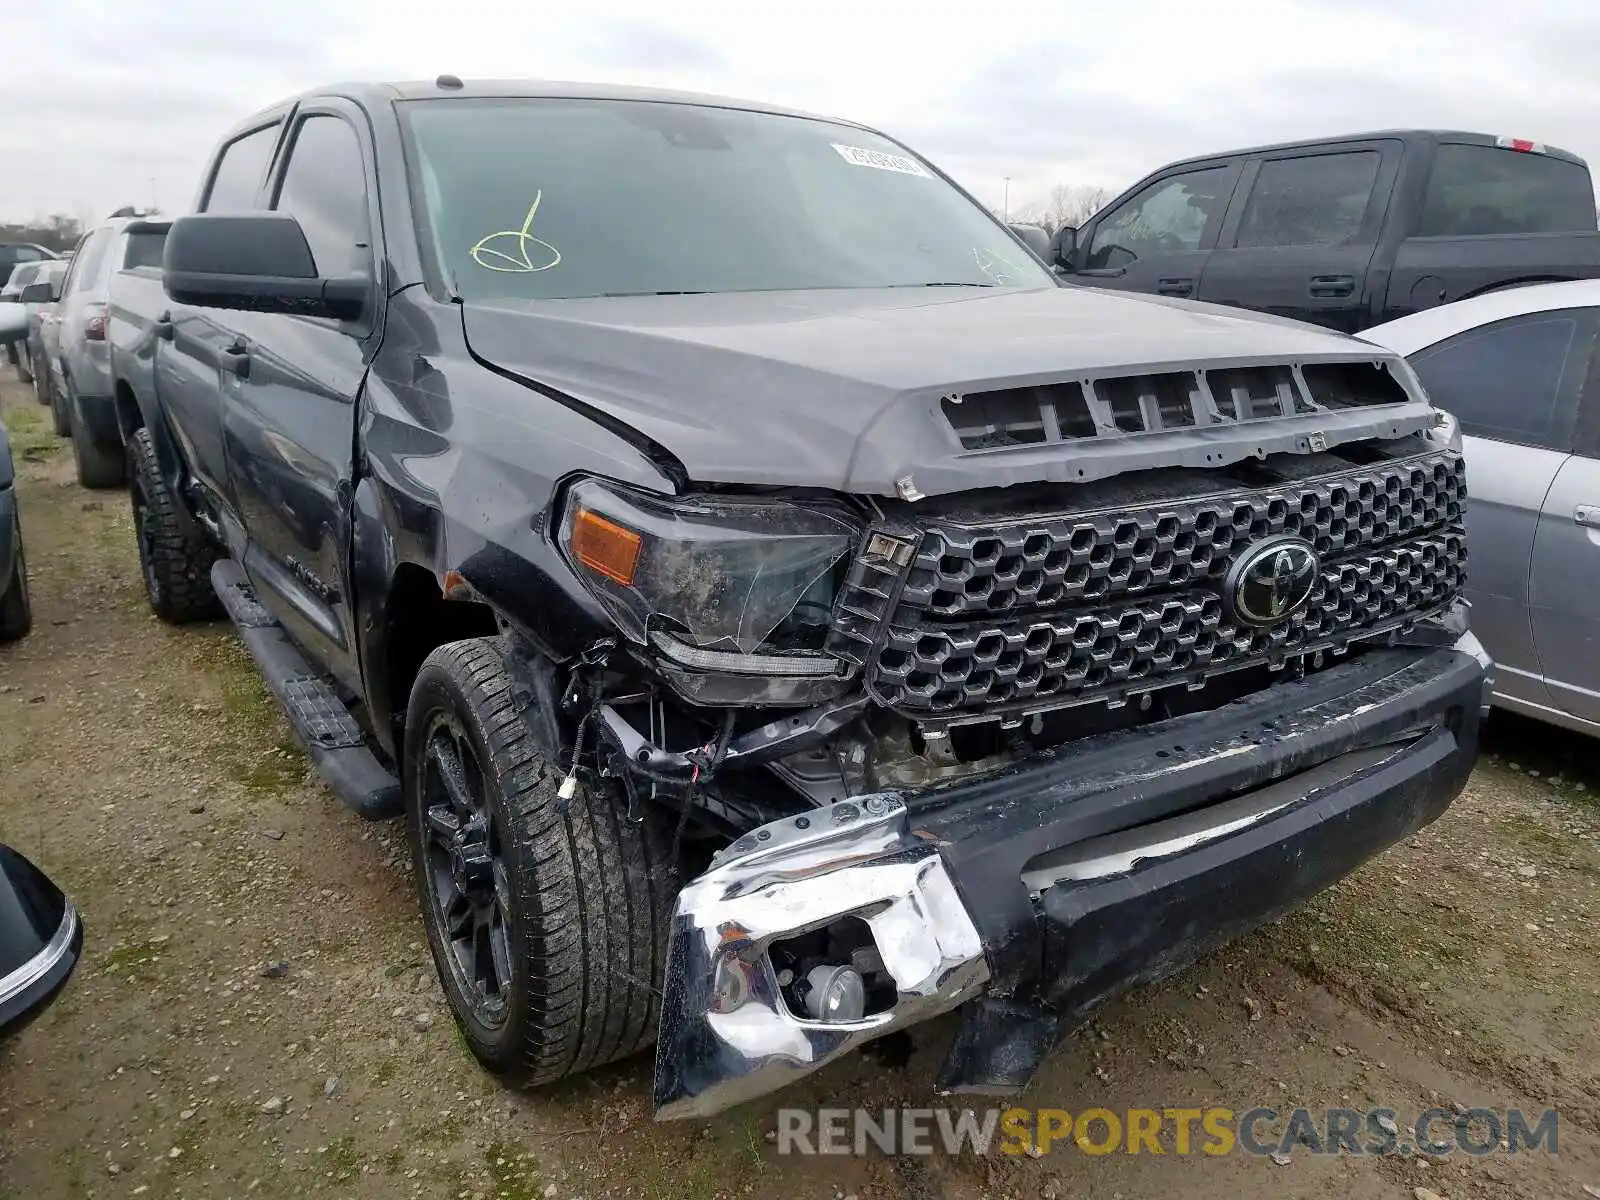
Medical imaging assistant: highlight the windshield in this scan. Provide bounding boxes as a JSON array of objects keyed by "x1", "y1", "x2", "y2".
[{"x1": 399, "y1": 97, "x2": 1053, "y2": 300}]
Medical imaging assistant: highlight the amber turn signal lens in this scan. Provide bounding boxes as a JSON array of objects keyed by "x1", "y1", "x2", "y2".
[{"x1": 571, "y1": 508, "x2": 643, "y2": 585}]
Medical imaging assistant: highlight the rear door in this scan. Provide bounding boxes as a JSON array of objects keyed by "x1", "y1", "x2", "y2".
[
  {"x1": 224, "y1": 104, "x2": 378, "y2": 692},
  {"x1": 1407, "y1": 306, "x2": 1598, "y2": 716},
  {"x1": 159, "y1": 119, "x2": 285, "y2": 536},
  {"x1": 1197, "y1": 141, "x2": 1401, "y2": 332},
  {"x1": 1071, "y1": 160, "x2": 1241, "y2": 300},
  {"x1": 1385, "y1": 140, "x2": 1600, "y2": 323},
  {"x1": 1528, "y1": 332, "x2": 1600, "y2": 725}
]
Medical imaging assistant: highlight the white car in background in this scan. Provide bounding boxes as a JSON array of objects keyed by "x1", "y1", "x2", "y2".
[{"x1": 1364, "y1": 279, "x2": 1600, "y2": 735}]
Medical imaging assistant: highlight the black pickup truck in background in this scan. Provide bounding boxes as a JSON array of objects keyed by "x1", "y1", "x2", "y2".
[{"x1": 1051, "y1": 130, "x2": 1600, "y2": 332}]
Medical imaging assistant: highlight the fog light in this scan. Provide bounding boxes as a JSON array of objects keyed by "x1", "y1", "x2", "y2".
[{"x1": 802, "y1": 964, "x2": 866, "y2": 1023}]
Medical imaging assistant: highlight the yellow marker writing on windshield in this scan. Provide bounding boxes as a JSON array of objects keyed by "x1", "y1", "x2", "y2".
[{"x1": 469, "y1": 191, "x2": 562, "y2": 273}]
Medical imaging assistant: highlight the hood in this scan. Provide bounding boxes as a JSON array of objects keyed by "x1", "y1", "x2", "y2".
[{"x1": 461, "y1": 285, "x2": 1429, "y2": 497}]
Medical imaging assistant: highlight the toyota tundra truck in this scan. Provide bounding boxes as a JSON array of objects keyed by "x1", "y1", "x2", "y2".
[{"x1": 108, "y1": 79, "x2": 1490, "y2": 1120}]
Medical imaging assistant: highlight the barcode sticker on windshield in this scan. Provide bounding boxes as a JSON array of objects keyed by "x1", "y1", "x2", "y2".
[{"x1": 831, "y1": 144, "x2": 932, "y2": 178}]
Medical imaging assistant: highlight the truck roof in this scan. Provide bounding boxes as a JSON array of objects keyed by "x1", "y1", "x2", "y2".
[
  {"x1": 222, "y1": 78, "x2": 861, "y2": 142},
  {"x1": 1157, "y1": 128, "x2": 1588, "y2": 170}
]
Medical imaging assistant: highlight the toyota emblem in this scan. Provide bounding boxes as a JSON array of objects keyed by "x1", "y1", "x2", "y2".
[{"x1": 1224, "y1": 534, "x2": 1321, "y2": 627}]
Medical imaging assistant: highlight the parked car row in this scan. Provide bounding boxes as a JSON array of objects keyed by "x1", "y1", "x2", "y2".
[
  {"x1": 0, "y1": 303, "x2": 82, "y2": 1052},
  {"x1": 19, "y1": 216, "x2": 163, "y2": 486},
  {"x1": 5, "y1": 259, "x2": 68, "y2": 388}
]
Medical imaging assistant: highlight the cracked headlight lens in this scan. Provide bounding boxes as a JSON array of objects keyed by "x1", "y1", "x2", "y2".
[{"x1": 557, "y1": 477, "x2": 858, "y2": 662}]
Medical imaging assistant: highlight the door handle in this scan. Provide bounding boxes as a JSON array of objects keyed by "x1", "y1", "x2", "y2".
[
  {"x1": 1573, "y1": 505, "x2": 1600, "y2": 529},
  {"x1": 1309, "y1": 274, "x2": 1356, "y2": 299},
  {"x1": 154, "y1": 311, "x2": 174, "y2": 341},
  {"x1": 221, "y1": 339, "x2": 251, "y2": 380},
  {"x1": 1157, "y1": 277, "x2": 1195, "y2": 297}
]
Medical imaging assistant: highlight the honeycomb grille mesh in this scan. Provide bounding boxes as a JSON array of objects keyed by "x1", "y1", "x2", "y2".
[{"x1": 833, "y1": 450, "x2": 1467, "y2": 716}]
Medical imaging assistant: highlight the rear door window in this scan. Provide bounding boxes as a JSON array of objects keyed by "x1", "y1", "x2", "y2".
[
  {"x1": 1084, "y1": 166, "x2": 1236, "y2": 270},
  {"x1": 202, "y1": 124, "x2": 282, "y2": 213},
  {"x1": 122, "y1": 229, "x2": 167, "y2": 269},
  {"x1": 62, "y1": 230, "x2": 112, "y2": 296},
  {"x1": 1408, "y1": 308, "x2": 1598, "y2": 449},
  {"x1": 1418, "y1": 144, "x2": 1597, "y2": 236},
  {"x1": 1235, "y1": 152, "x2": 1382, "y2": 248}
]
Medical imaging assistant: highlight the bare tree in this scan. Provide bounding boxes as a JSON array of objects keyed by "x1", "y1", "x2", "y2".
[
  {"x1": 1036, "y1": 184, "x2": 1109, "y2": 234},
  {"x1": 0, "y1": 213, "x2": 83, "y2": 252}
]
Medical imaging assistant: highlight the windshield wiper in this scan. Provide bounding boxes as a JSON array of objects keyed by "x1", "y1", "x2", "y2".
[
  {"x1": 595, "y1": 290, "x2": 715, "y2": 297},
  {"x1": 901, "y1": 281, "x2": 999, "y2": 288}
]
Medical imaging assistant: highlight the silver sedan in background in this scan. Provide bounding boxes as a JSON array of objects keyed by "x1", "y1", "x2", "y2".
[{"x1": 1364, "y1": 280, "x2": 1600, "y2": 736}]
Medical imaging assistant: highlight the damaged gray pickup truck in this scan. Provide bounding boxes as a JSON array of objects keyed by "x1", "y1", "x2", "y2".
[{"x1": 111, "y1": 80, "x2": 1490, "y2": 1121}]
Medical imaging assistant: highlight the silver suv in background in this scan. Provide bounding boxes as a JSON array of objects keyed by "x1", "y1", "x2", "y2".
[{"x1": 36, "y1": 217, "x2": 164, "y2": 487}]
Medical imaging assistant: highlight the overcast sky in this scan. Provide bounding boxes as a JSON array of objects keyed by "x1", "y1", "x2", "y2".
[{"x1": 8, "y1": 0, "x2": 1599, "y2": 225}]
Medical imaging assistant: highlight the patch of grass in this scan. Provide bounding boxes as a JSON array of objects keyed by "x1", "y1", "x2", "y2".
[
  {"x1": 101, "y1": 938, "x2": 169, "y2": 982},
  {"x1": 58, "y1": 1146, "x2": 88, "y2": 1198},
  {"x1": 2, "y1": 404, "x2": 57, "y2": 465},
  {"x1": 234, "y1": 742, "x2": 306, "y2": 793},
  {"x1": 1499, "y1": 816, "x2": 1600, "y2": 879},
  {"x1": 371, "y1": 1058, "x2": 399, "y2": 1086},
  {"x1": 322, "y1": 1134, "x2": 363, "y2": 1184},
  {"x1": 634, "y1": 1147, "x2": 722, "y2": 1200},
  {"x1": 197, "y1": 641, "x2": 309, "y2": 794},
  {"x1": 1500, "y1": 816, "x2": 1565, "y2": 854},
  {"x1": 375, "y1": 1146, "x2": 406, "y2": 1174},
  {"x1": 482, "y1": 1141, "x2": 542, "y2": 1200}
]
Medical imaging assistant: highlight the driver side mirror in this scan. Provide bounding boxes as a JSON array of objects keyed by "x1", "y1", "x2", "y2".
[
  {"x1": 18, "y1": 282, "x2": 53, "y2": 305},
  {"x1": 163, "y1": 213, "x2": 368, "y2": 322},
  {"x1": 1049, "y1": 226, "x2": 1077, "y2": 273}
]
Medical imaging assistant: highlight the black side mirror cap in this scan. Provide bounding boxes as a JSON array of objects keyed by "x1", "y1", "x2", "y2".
[
  {"x1": 1050, "y1": 226, "x2": 1077, "y2": 272},
  {"x1": 163, "y1": 213, "x2": 367, "y2": 322},
  {"x1": 0, "y1": 843, "x2": 83, "y2": 1043},
  {"x1": 18, "y1": 282, "x2": 51, "y2": 304}
]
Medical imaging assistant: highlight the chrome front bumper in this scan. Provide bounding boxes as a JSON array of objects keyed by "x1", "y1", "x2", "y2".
[{"x1": 652, "y1": 792, "x2": 989, "y2": 1121}]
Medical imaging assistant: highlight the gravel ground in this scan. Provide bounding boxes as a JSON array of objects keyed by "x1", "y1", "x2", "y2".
[{"x1": 0, "y1": 371, "x2": 1597, "y2": 1200}]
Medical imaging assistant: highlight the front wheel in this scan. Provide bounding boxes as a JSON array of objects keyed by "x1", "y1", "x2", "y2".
[{"x1": 404, "y1": 638, "x2": 677, "y2": 1088}]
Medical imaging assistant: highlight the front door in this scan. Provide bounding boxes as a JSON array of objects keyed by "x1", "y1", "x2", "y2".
[
  {"x1": 1070, "y1": 162, "x2": 1241, "y2": 301},
  {"x1": 223, "y1": 106, "x2": 379, "y2": 696},
  {"x1": 1197, "y1": 143, "x2": 1400, "y2": 332}
]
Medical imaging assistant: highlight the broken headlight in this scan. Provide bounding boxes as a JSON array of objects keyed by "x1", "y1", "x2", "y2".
[{"x1": 556, "y1": 477, "x2": 858, "y2": 680}]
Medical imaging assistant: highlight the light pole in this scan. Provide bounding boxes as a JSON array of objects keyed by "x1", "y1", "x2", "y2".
[{"x1": 1003, "y1": 176, "x2": 1011, "y2": 221}]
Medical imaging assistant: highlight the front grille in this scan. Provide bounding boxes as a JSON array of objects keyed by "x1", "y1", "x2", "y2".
[{"x1": 829, "y1": 446, "x2": 1467, "y2": 718}]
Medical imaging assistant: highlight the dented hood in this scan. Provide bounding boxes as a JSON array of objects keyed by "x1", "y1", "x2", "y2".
[{"x1": 461, "y1": 285, "x2": 1427, "y2": 497}]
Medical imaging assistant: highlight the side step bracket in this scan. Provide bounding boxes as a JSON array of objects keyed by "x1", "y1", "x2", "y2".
[{"x1": 212, "y1": 560, "x2": 402, "y2": 819}]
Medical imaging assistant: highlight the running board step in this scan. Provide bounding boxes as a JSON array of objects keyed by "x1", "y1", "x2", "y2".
[{"x1": 211, "y1": 560, "x2": 402, "y2": 820}]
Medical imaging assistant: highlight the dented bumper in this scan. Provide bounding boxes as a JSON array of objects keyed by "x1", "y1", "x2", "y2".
[{"x1": 653, "y1": 633, "x2": 1489, "y2": 1120}]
